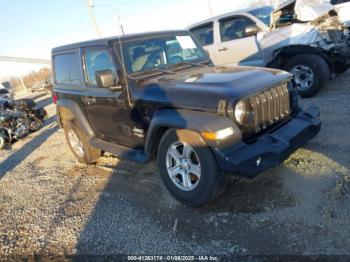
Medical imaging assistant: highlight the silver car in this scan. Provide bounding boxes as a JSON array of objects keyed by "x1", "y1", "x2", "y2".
[{"x1": 188, "y1": 0, "x2": 350, "y2": 97}]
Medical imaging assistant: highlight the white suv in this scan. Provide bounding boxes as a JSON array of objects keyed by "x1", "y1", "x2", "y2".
[{"x1": 188, "y1": 2, "x2": 350, "y2": 97}]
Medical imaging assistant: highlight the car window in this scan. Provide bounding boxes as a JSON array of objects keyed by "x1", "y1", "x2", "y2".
[
  {"x1": 248, "y1": 6, "x2": 273, "y2": 26},
  {"x1": 84, "y1": 50, "x2": 116, "y2": 86},
  {"x1": 219, "y1": 16, "x2": 256, "y2": 42},
  {"x1": 53, "y1": 53, "x2": 80, "y2": 85},
  {"x1": 331, "y1": 0, "x2": 350, "y2": 4},
  {"x1": 190, "y1": 23, "x2": 214, "y2": 46},
  {"x1": 121, "y1": 34, "x2": 208, "y2": 74}
]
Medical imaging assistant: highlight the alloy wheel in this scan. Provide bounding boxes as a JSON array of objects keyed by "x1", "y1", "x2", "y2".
[
  {"x1": 68, "y1": 130, "x2": 84, "y2": 157},
  {"x1": 290, "y1": 65, "x2": 315, "y2": 91},
  {"x1": 165, "y1": 141, "x2": 201, "y2": 191}
]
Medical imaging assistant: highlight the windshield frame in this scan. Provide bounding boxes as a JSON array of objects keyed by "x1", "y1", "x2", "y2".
[{"x1": 113, "y1": 32, "x2": 210, "y2": 80}]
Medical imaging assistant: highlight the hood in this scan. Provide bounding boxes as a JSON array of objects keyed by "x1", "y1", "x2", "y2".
[
  {"x1": 132, "y1": 66, "x2": 291, "y2": 112},
  {"x1": 295, "y1": 0, "x2": 334, "y2": 21},
  {"x1": 273, "y1": 0, "x2": 335, "y2": 23}
]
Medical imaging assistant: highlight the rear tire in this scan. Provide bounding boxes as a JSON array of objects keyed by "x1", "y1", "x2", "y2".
[
  {"x1": 157, "y1": 129, "x2": 227, "y2": 207},
  {"x1": 63, "y1": 121, "x2": 101, "y2": 164},
  {"x1": 0, "y1": 132, "x2": 7, "y2": 150},
  {"x1": 284, "y1": 54, "x2": 330, "y2": 98}
]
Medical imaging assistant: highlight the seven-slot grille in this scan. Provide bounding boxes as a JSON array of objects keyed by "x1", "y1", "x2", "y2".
[{"x1": 249, "y1": 82, "x2": 291, "y2": 131}]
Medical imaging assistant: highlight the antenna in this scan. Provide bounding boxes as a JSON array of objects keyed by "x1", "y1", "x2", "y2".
[{"x1": 117, "y1": 15, "x2": 133, "y2": 107}]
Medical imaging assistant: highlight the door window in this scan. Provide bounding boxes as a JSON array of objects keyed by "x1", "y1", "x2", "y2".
[
  {"x1": 219, "y1": 16, "x2": 256, "y2": 42},
  {"x1": 190, "y1": 22, "x2": 214, "y2": 46},
  {"x1": 53, "y1": 53, "x2": 80, "y2": 85},
  {"x1": 84, "y1": 49, "x2": 116, "y2": 86}
]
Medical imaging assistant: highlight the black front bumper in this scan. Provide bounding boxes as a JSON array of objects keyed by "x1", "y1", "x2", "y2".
[{"x1": 214, "y1": 106, "x2": 321, "y2": 178}]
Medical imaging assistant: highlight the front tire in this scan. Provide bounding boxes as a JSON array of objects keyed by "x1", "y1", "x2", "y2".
[
  {"x1": 157, "y1": 129, "x2": 227, "y2": 207},
  {"x1": 63, "y1": 121, "x2": 101, "y2": 164},
  {"x1": 284, "y1": 54, "x2": 330, "y2": 98}
]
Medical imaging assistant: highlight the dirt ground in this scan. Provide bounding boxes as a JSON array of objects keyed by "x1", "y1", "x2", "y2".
[{"x1": 0, "y1": 72, "x2": 349, "y2": 257}]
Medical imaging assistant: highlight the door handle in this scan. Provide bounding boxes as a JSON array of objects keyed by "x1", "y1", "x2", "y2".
[
  {"x1": 83, "y1": 96, "x2": 96, "y2": 105},
  {"x1": 218, "y1": 47, "x2": 228, "y2": 52}
]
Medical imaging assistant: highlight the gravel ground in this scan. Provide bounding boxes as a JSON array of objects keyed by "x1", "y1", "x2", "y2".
[{"x1": 0, "y1": 72, "x2": 349, "y2": 257}]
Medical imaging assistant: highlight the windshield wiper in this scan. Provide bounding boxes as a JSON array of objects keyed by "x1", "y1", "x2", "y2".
[
  {"x1": 151, "y1": 68, "x2": 176, "y2": 74},
  {"x1": 172, "y1": 60, "x2": 210, "y2": 68}
]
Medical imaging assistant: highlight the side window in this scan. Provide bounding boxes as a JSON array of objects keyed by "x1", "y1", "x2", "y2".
[
  {"x1": 220, "y1": 16, "x2": 255, "y2": 42},
  {"x1": 84, "y1": 49, "x2": 116, "y2": 86},
  {"x1": 190, "y1": 23, "x2": 214, "y2": 46},
  {"x1": 53, "y1": 53, "x2": 80, "y2": 85}
]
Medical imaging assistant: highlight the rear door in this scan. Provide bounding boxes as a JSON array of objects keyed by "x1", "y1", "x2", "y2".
[
  {"x1": 81, "y1": 46, "x2": 144, "y2": 148},
  {"x1": 215, "y1": 15, "x2": 264, "y2": 66}
]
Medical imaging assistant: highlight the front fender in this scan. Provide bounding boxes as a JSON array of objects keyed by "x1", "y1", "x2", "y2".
[
  {"x1": 268, "y1": 45, "x2": 333, "y2": 70},
  {"x1": 145, "y1": 109, "x2": 242, "y2": 157}
]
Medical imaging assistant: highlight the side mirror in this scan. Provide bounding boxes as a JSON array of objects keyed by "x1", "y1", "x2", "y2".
[
  {"x1": 95, "y1": 70, "x2": 122, "y2": 91},
  {"x1": 245, "y1": 25, "x2": 260, "y2": 37}
]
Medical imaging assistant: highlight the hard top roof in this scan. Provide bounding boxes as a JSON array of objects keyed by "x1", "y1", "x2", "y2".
[{"x1": 52, "y1": 30, "x2": 189, "y2": 54}]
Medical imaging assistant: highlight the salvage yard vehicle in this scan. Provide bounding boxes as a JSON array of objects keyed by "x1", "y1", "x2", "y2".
[
  {"x1": 0, "y1": 98, "x2": 47, "y2": 149},
  {"x1": 0, "y1": 86, "x2": 13, "y2": 101},
  {"x1": 52, "y1": 30, "x2": 321, "y2": 207},
  {"x1": 188, "y1": 0, "x2": 350, "y2": 97}
]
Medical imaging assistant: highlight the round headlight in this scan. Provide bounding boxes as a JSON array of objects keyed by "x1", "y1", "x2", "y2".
[{"x1": 234, "y1": 100, "x2": 252, "y2": 126}]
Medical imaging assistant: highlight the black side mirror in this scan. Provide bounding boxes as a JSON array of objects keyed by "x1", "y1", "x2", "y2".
[
  {"x1": 95, "y1": 70, "x2": 122, "y2": 91},
  {"x1": 245, "y1": 25, "x2": 260, "y2": 37}
]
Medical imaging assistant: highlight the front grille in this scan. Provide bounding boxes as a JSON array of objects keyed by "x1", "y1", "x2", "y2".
[{"x1": 249, "y1": 82, "x2": 291, "y2": 132}]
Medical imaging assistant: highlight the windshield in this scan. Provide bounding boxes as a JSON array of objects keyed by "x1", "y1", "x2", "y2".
[
  {"x1": 120, "y1": 34, "x2": 208, "y2": 75},
  {"x1": 248, "y1": 6, "x2": 273, "y2": 26}
]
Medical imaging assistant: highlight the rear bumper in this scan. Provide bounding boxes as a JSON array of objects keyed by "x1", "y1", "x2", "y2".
[{"x1": 213, "y1": 106, "x2": 321, "y2": 178}]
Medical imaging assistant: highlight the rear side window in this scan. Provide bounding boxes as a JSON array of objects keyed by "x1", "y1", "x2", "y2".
[
  {"x1": 84, "y1": 49, "x2": 116, "y2": 86},
  {"x1": 220, "y1": 16, "x2": 256, "y2": 42},
  {"x1": 190, "y1": 23, "x2": 214, "y2": 46},
  {"x1": 53, "y1": 53, "x2": 80, "y2": 85}
]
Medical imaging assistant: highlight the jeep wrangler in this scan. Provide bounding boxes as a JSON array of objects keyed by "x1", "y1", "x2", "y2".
[{"x1": 52, "y1": 30, "x2": 321, "y2": 207}]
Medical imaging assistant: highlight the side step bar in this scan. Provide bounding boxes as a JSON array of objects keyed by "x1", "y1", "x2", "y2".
[{"x1": 89, "y1": 138, "x2": 149, "y2": 164}]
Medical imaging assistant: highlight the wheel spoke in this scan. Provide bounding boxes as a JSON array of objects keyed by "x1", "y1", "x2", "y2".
[
  {"x1": 189, "y1": 164, "x2": 201, "y2": 177},
  {"x1": 168, "y1": 146, "x2": 181, "y2": 163},
  {"x1": 181, "y1": 173, "x2": 192, "y2": 188},
  {"x1": 168, "y1": 165, "x2": 181, "y2": 178},
  {"x1": 182, "y1": 143, "x2": 192, "y2": 159}
]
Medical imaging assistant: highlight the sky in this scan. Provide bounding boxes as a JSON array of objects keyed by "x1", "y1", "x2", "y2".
[{"x1": 0, "y1": 0, "x2": 250, "y2": 80}]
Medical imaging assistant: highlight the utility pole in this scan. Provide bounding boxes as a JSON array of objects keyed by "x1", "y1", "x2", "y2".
[
  {"x1": 207, "y1": 0, "x2": 214, "y2": 17},
  {"x1": 86, "y1": 0, "x2": 102, "y2": 37}
]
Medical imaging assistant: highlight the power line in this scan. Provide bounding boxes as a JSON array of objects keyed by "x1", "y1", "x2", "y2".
[
  {"x1": 93, "y1": 0, "x2": 154, "y2": 7},
  {"x1": 0, "y1": 56, "x2": 51, "y2": 65}
]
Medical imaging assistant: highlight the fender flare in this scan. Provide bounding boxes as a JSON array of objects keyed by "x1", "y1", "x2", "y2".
[
  {"x1": 56, "y1": 99, "x2": 95, "y2": 137},
  {"x1": 268, "y1": 45, "x2": 334, "y2": 72},
  {"x1": 144, "y1": 109, "x2": 242, "y2": 157}
]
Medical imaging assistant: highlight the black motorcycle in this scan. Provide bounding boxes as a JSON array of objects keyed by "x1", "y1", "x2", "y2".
[{"x1": 0, "y1": 98, "x2": 47, "y2": 149}]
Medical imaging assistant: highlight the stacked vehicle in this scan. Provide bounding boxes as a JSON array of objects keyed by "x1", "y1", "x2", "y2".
[
  {"x1": 188, "y1": 0, "x2": 350, "y2": 97},
  {"x1": 0, "y1": 98, "x2": 47, "y2": 149}
]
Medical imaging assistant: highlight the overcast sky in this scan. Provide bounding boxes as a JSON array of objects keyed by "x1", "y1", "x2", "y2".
[{"x1": 0, "y1": 0, "x2": 251, "y2": 79}]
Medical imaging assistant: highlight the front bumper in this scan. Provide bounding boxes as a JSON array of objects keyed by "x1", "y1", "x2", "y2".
[{"x1": 214, "y1": 106, "x2": 321, "y2": 178}]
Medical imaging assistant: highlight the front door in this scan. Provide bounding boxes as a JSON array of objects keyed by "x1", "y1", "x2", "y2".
[
  {"x1": 215, "y1": 15, "x2": 264, "y2": 66},
  {"x1": 82, "y1": 47, "x2": 144, "y2": 148}
]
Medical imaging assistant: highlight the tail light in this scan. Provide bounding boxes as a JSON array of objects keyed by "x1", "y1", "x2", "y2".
[{"x1": 52, "y1": 94, "x2": 58, "y2": 104}]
